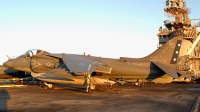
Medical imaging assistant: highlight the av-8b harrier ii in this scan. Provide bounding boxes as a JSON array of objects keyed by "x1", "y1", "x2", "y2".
[{"x1": 3, "y1": 35, "x2": 197, "y2": 92}]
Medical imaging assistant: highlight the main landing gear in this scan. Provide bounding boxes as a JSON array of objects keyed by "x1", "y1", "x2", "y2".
[
  {"x1": 85, "y1": 73, "x2": 91, "y2": 93},
  {"x1": 134, "y1": 79, "x2": 145, "y2": 87},
  {"x1": 41, "y1": 82, "x2": 55, "y2": 89}
]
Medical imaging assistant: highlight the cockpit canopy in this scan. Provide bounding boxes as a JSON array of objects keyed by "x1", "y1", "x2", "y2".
[{"x1": 18, "y1": 49, "x2": 50, "y2": 58}]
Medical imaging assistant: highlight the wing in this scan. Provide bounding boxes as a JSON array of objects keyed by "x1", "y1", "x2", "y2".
[{"x1": 61, "y1": 54, "x2": 112, "y2": 75}]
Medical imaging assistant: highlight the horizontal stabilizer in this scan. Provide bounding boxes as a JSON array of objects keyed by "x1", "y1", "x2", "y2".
[
  {"x1": 177, "y1": 71, "x2": 190, "y2": 78},
  {"x1": 152, "y1": 62, "x2": 178, "y2": 78}
]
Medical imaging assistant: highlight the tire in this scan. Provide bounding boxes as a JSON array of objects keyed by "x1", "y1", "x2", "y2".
[{"x1": 47, "y1": 83, "x2": 54, "y2": 89}]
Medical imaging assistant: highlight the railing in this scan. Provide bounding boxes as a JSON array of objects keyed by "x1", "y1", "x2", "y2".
[
  {"x1": 159, "y1": 38, "x2": 169, "y2": 42},
  {"x1": 170, "y1": 29, "x2": 196, "y2": 38}
]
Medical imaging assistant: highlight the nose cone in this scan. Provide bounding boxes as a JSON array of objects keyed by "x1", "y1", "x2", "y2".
[
  {"x1": 3, "y1": 59, "x2": 13, "y2": 68},
  {"x1": 3, "y1": 58, "x2": 31, "y2": 72}
]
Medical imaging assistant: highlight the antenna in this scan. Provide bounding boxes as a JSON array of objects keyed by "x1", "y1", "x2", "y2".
[{"x1": 6, "y1": 55, "x2": 10, "y2": 59}]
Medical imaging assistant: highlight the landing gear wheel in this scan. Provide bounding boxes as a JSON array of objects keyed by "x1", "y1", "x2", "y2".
[
  {"x1": 47, "y1": 83, "x2": 54, "y2": 89},
  {"x1": 90, "y1": 84, "x2": 96, "y2": 91},
  {"x1": 185, "y1": 78, "x2": 195, "y2": 84},
  {"x1": 109, "y1": 84, "x2": 113, "y2": 89}
]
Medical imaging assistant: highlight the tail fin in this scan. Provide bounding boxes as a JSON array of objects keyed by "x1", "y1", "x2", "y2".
[
  {"x1": 149, "y1": 37, "x2": 191, "y2": 79},
  {"x1": 143, "y1": 36, "x2": 192, "y2": 64},
  {"x1": 120, "y1": 36, "x2": 192, "y2": 65}
]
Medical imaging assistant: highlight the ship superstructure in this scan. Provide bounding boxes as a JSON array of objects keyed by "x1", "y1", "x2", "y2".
[{"x1": 157, "y1": 0, "x2": 200, "y2": 78}]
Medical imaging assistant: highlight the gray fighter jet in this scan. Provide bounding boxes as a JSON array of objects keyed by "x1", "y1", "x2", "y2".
[{"x1": 3, "y1": 35, "x2": 194, "y2": 92}]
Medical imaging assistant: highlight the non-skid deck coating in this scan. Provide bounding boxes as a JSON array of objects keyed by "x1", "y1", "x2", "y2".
[{"x1": 0, "y1": 83, "x2": 199, "y2": 112}]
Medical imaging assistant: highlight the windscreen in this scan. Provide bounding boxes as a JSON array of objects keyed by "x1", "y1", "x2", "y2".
[{"x1": 17, "y1": 49, "x2": 49, "y2": 58}]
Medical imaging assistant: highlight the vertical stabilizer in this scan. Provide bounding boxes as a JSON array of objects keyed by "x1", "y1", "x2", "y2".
[{"x1": 143, "y1": 36, "x2": 189, "y2": 64}]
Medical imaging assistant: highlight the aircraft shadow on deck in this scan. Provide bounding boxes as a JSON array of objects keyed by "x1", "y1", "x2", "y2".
[
  {"x1": 0, "y1": 89, "x2": 10, "y2": 112},
  {"x1": 56, "y1": 84, "x2": 117, "y2": 93}
]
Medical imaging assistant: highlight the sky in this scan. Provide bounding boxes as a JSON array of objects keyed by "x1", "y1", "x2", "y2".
[{"x1": 0, "y1": 0, "x2": 200, "y2": 65}]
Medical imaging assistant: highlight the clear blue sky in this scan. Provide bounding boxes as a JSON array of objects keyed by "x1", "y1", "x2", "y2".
[{"x1": 0, "y1": 0, "x2": 199, "y2": 64}]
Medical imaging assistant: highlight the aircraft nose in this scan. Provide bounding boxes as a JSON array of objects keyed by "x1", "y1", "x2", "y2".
[{"x1": 3, "y1": 59, "x2": 14, "y2": 68}]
